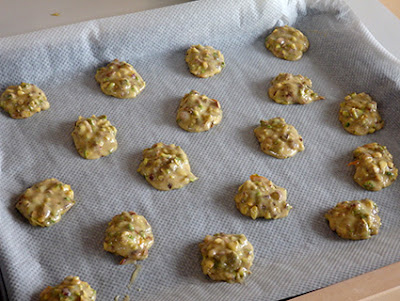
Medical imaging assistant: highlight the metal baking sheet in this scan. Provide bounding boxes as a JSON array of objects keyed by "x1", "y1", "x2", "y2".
[{"x1": 0, "y1": 0, "x2": 399, "y2": 300}]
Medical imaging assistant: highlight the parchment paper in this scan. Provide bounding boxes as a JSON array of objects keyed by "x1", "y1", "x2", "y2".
[{"x1": 1, "y1": 0, "x2": 400, "y2": 300}]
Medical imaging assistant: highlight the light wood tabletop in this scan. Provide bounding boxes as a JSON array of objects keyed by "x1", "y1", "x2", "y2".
[{"x1": 380, "y1": 0, "x2": 400, "y2": 18}]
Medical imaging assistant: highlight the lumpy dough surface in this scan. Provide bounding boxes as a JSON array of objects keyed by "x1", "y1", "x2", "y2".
[
  {"x1": 235, "y1": 174, "x2": 291, "y2": 220},
  {"x1": 16, "y1": 178, "x2": 75, "y2": 227},
  {"x1": 137, "y1": 142, "x2": 198, "y2": 190},
  {"x1": 199, "y1": 233, "x2": 254, "y2": 283},
  {"x1": 325, "y1": 199, "x2": 381, "y2": 240},
  {"x1": 254, "y1": 117, "x2": 304, "y2": 159},
  {"x1": 71, "y1": 115, "x2": 118, "y2": 160},
  {"x1": 95, "y1": 59, "x2": 145, "y2": 99},
  {"x1": 176, "y1": 90, "x2": 222, "y2": 132},
  {"x1": 339, "y1": 92, "x2": 384, "y2": 135},
  {"x1": 268, "y1": 73, "x2": 324, "y2": 105},
  {"x1": 39, "y1": 276, "x2": 96, "y2": 301},
  {"x1": 0, "y1": 83, "x2": 49, "y2": 119},
  {"x1": 104, "y1": 211, "x2": 154, "y2": 264},
  {"x1": 185, "y1": 45, "x2": 225, "y2": 78},
  {"x1": 265, "y1": 25, "x2": 309, "y2": 61},
  {"x1": 349, "y1": 143, "x2": 398, "y2": 191}
]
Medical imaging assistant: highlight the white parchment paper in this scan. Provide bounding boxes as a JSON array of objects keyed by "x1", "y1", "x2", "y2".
[{"x1": 1, "y1": 0, "x2": 400, "y2": 300}]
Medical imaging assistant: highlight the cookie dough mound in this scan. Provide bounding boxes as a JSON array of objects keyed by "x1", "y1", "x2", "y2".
[
  {"x1": 235, "y1": 174, "x2": 291, "y2": 220},
  {"x1": 95, "y1": 59, "x2": 145, "y2": 99},
  {"x1": 199, "y1": 233, "x2": 254, "y2": 283},
  {"x1": 339, "y1": 92, "x2": 384, "y2": 135},
  {"x1": 185, "y1": 45, "x2": 225, "y2": 78},
  {"x1": 71, "y1": 115, "x2": 118, "y2": 160},
  {"x1": 0, "y1": 83, "x2": 49, "y2": 119},
  {"x1": 254, "y1": 117, "x2": 304, "y2": 159},
  {"x1": 104, "y1": 211, "x2": 154, "y2": 264},
  {"x1": 39, "y1": 276, "x2": 96, "y2": 301},
  {"x1": 176, "y1": 90, "x2": 222, "y2": 132},
  {"x1": 137, "y1": 142, "x2": 198, "y2": 190},
  {"x1": 325, "y1": 199, "x2": 381, "y2": 240},
  {"x1": 265, "y1": 25, "x2": 309, "y2": 61},
  {"x1": 268, "y1": 73, "x2": 324, "y2": 105},
  {"x1": 16, "y1": 178, "x2": 75, "y2": 227},
  {"x1": 349, "y1": 143, "x2": 398, "y2": 191}
]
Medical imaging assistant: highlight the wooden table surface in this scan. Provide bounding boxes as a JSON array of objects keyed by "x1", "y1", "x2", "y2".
[{"x1": 380, "y1": 0, "x2": 400, "y2": 18}]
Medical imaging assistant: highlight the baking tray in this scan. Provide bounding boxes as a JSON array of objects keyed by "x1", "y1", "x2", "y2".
[{"x1": 0, "y1": 0, "x2": 400, "y2": 300}]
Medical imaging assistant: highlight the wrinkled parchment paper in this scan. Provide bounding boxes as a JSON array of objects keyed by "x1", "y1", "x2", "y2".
[{"x1": 1, "y1": 0, "x2": 400, "y2": 300}]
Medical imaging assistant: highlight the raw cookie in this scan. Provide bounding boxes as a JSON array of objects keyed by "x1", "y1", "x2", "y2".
[
  {"x1": 16, "y1": 178, "x2": 75, "y2": 227},
  {"x1": 39, "y1": 276, "x2": 96, "y2": 301},
  {"x1": 268, "y1": 73, "x2": 324, "y2": 105},
  {"x1": 265, "y1": 25, "x2": 309, "y2": 61},
  {"x1": 95, "y1": 59, "x2": 145, "y2": 99},
  {"x1": 235, "y1": 174, "x2": 291, "y2": 220},
  {"x1": 71, "y1": 115, "x2": 118, "y2": 160},
  {"x1": 199, "y1": 233, "x2": 254, "y2": 283},
  {"x1": 339, "y1": 92, "x2": 384, "y2": 135},
  {"x1": 349, "y1": 143, "x2": 398, "y2": 191},
  {"x1": 0, "y1": 82, "x2": 49, "y2": 119},
  {"x1": 185, "y1": 45, "x2": 225, "y2": 78},
  {"x1": 104, "y1": 211, "x2": 154, "y2": 264},
  {"x1": 137, "y1": 142, "x2": 198, "y2": 190},
  {"x1": 254, "y1": 117, "x2": 304, "y2": 159},
  {"x1": 176, "y1": 90, "x2": 222, "y2": 132},
  {"x1": 325, "y1": 199, "x2": 381, "y2": 240}
]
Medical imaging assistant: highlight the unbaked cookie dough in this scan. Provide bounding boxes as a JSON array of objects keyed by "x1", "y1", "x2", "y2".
[
  {"x1": 199, "y1": 233, "x2": 254, "y2": 283},
  {"x1": 268, "y1": 73, "x2": 324, "y2": 105},
  {"x1": 185, "y1": 45, "x2": 225, "y2": 78},
  {"x1": 339, "y1": 92, "x2": 384, "y2": 135},
  {"x1": 325, "y1": 199, "x2": 381, "y2": 240},
  {"x1": 95, "y1": 59, "x2": 145, "y2": 99},
  {"x1": 39, "y1": 276, "x2": 96, "y2": 301},
  {"x1": 71, "y1": 115, "x2": 118, "y2": 160},
  {"x1": 235, "y1": 174, "x2": 291, "y2": 220},
  {"x1": 176, "y1": 90, "x2": 222, "y2": 132},
  {"x1": 265, "y1": 25, "x2": 309, "y2": 61},
  {"x1": 16, "y1": 178, "x2": 75, "y2": 227},
  {"x1": 0, "y1": 83, "x2": 49, "y2": 119},
  {"x1": 137, "y1": 142, "x2": 198, "y2": 190},
  {"x1": 254, "y1": 117, "x2": 304, "y2": 159},
  {"x1": 349, "y1": 143, "x2": 398, "y2": 191},
  {"x1": 104, "y1": 211, "x2": 154, "y2": 264}
]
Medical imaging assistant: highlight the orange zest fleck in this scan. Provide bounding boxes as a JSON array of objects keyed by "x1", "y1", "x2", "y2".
[{"x1": 348, "y1": 160, "x2": 359, "y2": 167}]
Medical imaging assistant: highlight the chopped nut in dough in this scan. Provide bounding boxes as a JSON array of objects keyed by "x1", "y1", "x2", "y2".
[
  {"x1": 0, "y1": 83, "x2": 49, "y2": 119},
  {"x1": 104, "y1": 211, "x2": 154, "y2": 264},
  {"x1": 349, "y1": 143, "x2": 398, "y2": 191},
  {"x1": 339, "y1": 92, "x2": 384, "y2": 135},
  {"x1": 39, "y1": 275, "x2": 96, "y2": 301},
  {"x1": 265, "y1": 25, "x2": 309, "y2": 61},
  {"x1": 325, "y1": 199, "x2": 381, "y2": 240},
  {"x1": 137, "y1": 142, "x2": 198, "y2": 190},
  {"x1": 176, "y1": 90, "x2": 222, "y2": 132},
  {"x1": 235, "y1": 174, "x2": 291, "y2": 220},
  {"x1": 95, "y1": 59, "x2": 145, "y2": 99},
  {"x1": 16, "y1": 178, "x2": 75, "y2": 227},
  {"x1": 199, "y1": 233, "x2": 254, "y2": 283},
  {"x1": 185, "y1": 45, "x2": 225, "y2": 78},
  {"x1": 71, "y1": 115, "x2": 118, "y2": 160},
  {"x1": 254, "y1": 117, "x2": 304, "y2": 159},
  {"x1": 268, "y1": 73, "x2": 324, "y2": 105}
]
